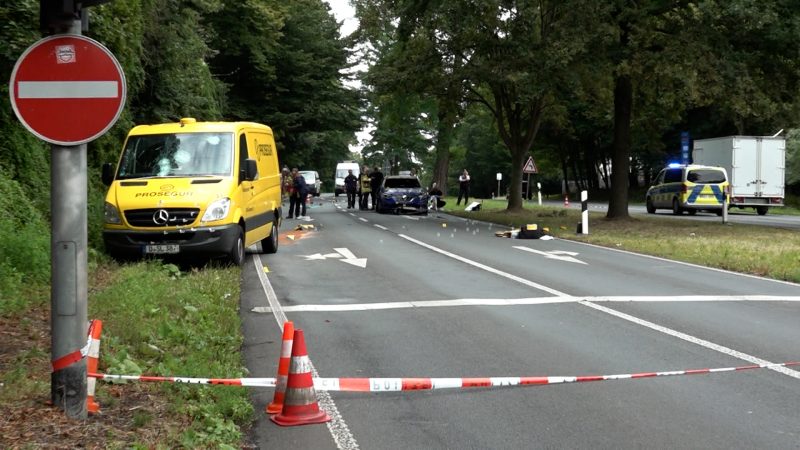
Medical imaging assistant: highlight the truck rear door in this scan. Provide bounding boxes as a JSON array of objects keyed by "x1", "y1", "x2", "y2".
[
  {"x1": 758, "y1": 138, "x2": 785, "y2": 197},
  {"x1": 731, "y1": 137, "x2": 758, "y2": 197}
]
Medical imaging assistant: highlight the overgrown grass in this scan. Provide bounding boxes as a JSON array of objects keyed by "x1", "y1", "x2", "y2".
[
  {"x1": 90, "y1": 261, "x2": 252, "y2": 447},
  {"x1": 0, "y1": 259, "x2": 251, "y2": 448},
  {"x1": 443, "y1": 197, "x2": 800, "y2": 283}
]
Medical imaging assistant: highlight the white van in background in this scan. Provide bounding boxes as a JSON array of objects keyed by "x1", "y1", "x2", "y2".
[{"x1": 334, "y1": 161, "x2": 360, "y2": 197}]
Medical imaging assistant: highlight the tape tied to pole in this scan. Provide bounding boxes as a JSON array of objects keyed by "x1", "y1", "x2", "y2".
[{"x1": 51, "y1": 324, "x2": 94, "y2": 372}]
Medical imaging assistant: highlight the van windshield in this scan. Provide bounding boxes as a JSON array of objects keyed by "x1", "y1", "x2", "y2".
[
  {"x1": 336, "y1": 169, "x2": 352, "y2": 178},
  {"x1": 687, "y1": 169, "x2": 726, "y2": 184},
  {"x1": 116, "y1": 132, "x2": 234, "y2": 179}
]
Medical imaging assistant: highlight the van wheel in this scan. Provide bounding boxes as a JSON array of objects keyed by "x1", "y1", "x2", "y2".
[
  {"x1": 228, "y1": 227, "x2": 245, "y2": 266},
  {"x1": 646, "y1": 198, "x2": 655, "y2": 214},
  {"x1": 756, "y1": 206, "x2": 768, "y2": 216},
  {"x1": 672, "y1": 198, "x2": 682, "y2": 215},
  {"x1": 262, "y1": 221, "x2": 279, "y2": 254}
]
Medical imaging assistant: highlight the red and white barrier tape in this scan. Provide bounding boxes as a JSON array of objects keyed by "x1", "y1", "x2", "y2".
[
  {"x1": 90, "y1": 360, "x2": 799, "y2": 391},
  {"x1": 51, "y1": 322, "x2": 96, "y2": 372},
  {"x1": 89, "y1": 373, "x2": 277, "y2": 387}
]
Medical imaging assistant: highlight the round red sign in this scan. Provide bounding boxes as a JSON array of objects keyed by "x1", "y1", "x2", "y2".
[{"x1": 9, "y1": 34, "x2": 126, "y2": 146}]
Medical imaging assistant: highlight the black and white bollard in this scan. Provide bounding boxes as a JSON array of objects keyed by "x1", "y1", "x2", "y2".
[{"x1": 581, "y1": 190, "x2": 588, "y2": 235}]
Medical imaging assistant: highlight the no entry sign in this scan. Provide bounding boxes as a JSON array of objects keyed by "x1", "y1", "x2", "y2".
[{"x1": 9, "y1": 35, "x2": 126, "y2": 146}]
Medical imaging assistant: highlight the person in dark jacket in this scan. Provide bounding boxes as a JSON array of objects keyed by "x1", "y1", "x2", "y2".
[
  {"x1": 344, "y1": 169, "x2": 358, "y2": 209},
  {"x1": 292, "y1": 168, "x2": 308, "y2": 218},
  {"x1": 456, "y1": 169, "x2": 470, "y2": 205},
  {"x1": 369, "y1": 166, "x2": 384, "y2": 211}
]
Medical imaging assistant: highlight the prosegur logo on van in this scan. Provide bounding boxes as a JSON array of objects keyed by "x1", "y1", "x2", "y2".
[{"x1": 135, "y1": 184, "x2": 194, "y2": 198}]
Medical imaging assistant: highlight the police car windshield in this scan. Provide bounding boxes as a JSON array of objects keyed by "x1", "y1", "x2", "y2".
[
  {"x1": 116, "y1": 132, "x2": 234, "y2": 179},
  {"x1": 687, "y1": 169, "x2": 726, "y2": 184},
  {"x1": 384, "y1": 178, "x2": 421, "y2": 189}
]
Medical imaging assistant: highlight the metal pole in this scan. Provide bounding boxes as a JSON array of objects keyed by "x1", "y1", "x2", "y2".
[
  {"x1": 50, "y1": 17, "x2": 88, "y2": 420},
  {"x1": 497, "y1": 180, "x2": 500, "y2": 199},
  {"x1": 526, "y1": 173, "x2": 530, "y2": 201}
]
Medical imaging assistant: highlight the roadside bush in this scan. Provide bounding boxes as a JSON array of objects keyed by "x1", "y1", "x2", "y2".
[{"x1": 0, "y1": 174, "x2": 50, "y2": 312}]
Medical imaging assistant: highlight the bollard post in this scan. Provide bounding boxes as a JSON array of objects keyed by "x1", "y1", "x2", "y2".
[
  {"x1": 722, "y1": 195, "x2": 728, "y2": 224},
  {"x1": 537, "y1": 182, "x2": 542, "y2": 206},
  {"x1": 581, "y1": 190, "x2": 588, "y2": 235}
]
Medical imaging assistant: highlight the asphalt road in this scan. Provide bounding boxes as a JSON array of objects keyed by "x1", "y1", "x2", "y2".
[{"x1": 241, "y1": 195, "x2": 800, "y2": 449}]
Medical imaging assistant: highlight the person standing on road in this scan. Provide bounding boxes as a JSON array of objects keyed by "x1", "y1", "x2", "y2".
[
  {"x1": 359, "y1": 165, "x2": 372, "y2": 210},
  {"x1": 286, "y1": 168, "x2": 297, "y2": 219},
  {"x1": 344, "y1": 169, "x2": 358, "y2": 209},
  {"x1": 280, "y1": 167, "x2": 292, "y2": 202},
  {"x1": 457, "y1": 169, "x2": 471, "y2": 205},
  {"x1": 292, "y1": 168, "x2": 309, "y2": 218},
  {"x1": 369, "y1": 166, "x2": 384, "y2": 211}
]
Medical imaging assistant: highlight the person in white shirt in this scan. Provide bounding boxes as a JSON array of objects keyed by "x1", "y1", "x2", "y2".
[{"x1": 456, "y1": 169, "x2": 470, "y2": 205}]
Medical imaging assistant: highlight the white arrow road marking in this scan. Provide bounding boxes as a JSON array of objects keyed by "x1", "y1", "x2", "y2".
[
  {"x1": 334, "y1": 247, "x2": 368, "y2": 268},
  {"x1": 513, "y1": 246, "x2": 587, "y2": 265},
  {"x1": 299, "y1": 252, "x2": 344, "y2": 261}
]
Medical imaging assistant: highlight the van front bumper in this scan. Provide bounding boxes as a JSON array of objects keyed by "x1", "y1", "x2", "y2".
[{"x1": 103, "y1": 224, "x2": 239, "y2": 260}]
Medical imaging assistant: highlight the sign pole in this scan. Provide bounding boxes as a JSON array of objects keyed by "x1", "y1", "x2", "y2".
[{"x1": 49, "y1": 18, "x2": 88, "y2": 420}]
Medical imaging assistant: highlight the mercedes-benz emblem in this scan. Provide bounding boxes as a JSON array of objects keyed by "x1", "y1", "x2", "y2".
[{"x1": 153, "y1": 209, "x2": 170, "y2": 225}]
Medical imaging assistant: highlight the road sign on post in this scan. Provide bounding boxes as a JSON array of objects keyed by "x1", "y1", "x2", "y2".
[
  {"x1": 9, "y1": 34, "x2": 126, "y2": 145},
  {"x1": 523, "y1": 157, "x2": 537, "y2": 174},
  {"x1": 681, "y1": 131, "x2": 690, "y2": 165},
  {"x1": 10, "y1": 14, "x2": 125, "y2": 420}
]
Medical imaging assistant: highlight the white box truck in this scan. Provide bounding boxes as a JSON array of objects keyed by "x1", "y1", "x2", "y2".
[{"x1": 692, "y1": 136, "x2": 785, "y2": 215}]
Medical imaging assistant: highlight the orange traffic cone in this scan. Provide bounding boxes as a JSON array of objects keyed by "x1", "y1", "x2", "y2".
[
  {"x1": 564, "y1": 196, "x2": 570, "y2": 208},
  {"x1": 86, "y1": 319, "x2": 103, "y2": 414},
  {"x1": 266, "y1": 321, "x2": 294, "y2": 414},
  {"x1": 270, "y1": 329, "x2": 331, "y2": 426}
]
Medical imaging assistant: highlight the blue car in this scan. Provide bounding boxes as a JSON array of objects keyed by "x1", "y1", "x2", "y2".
[{"x1": 376, "y1": 175, "x2": 429, "y2": 215}]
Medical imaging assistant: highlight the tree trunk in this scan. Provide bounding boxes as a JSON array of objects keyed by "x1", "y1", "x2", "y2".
[
  {"x1": 607, "y1": 72, "x2": 632, "y2": 219},
  {"x1": 432, "y1": 99, "x2": 456, "y2": 193}
]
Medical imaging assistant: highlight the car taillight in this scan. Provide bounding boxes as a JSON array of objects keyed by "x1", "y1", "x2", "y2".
[
  {"x1": 770, "y1": 198, "x2": 783, "y2": 204},
  {"x1": 680, "y1": 184, "x2": 688, "y2": 193}
]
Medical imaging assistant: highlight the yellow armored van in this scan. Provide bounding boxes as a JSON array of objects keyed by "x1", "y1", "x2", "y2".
[{"x1": 101, "y1": 118, "x2": 281, "y2": 265}]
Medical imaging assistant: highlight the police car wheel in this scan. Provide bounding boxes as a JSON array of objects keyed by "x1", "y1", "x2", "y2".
[
  {"x1": 646, "y1": 198, "x2": 655, "y2": 214},
  {"x1": 672, "y1": 198, "x2": 682, "y2": 215}
]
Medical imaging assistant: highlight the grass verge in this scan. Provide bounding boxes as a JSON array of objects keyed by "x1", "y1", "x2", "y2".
[
  {"x1": 443, "y1": 197, "x2": 800, "y2": 283},
  {"x1": 0, "y1": 259, "x2": 251, "y2": 449}
]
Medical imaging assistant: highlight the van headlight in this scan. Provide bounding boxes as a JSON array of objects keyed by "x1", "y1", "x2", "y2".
[
  {"x1": 104, "y1": 202, "x2": 121, "y2": 224},
  {"x1": 202, "y1": 198, "x2": 231, "y2": 222}
]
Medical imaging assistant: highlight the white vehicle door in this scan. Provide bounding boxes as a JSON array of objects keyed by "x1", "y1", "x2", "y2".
[{"x1": 731, "y1": 137, "x2": 758, "y2": 197}]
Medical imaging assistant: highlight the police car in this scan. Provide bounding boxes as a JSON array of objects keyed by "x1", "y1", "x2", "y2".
[{"x1": 646, "y1": 164, "x2": 729, "y2": 215}]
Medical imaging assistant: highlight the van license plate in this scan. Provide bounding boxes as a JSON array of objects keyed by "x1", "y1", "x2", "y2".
[{"x1": 145, "y1": 244, "x2": 179, "y2": 254}]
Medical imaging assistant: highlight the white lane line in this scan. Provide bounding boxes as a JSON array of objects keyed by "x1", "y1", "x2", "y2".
[
  {"x1": 359, "y1": 217, "x2": 368, "y2": 223},
  {"x1": 253, "y1": 256, "x2": 358, "y2": 449},
  {"x1": 582, "y1": 301, "x2": 800, "y2": 379},
  {"x1": 398, "y1": 234, "x2": 567, "y2": 297},
  {"x1": 250, "y1": 295, "x2": 800, "y2": 313},
  {"x1": 349, "y1": 213, "x2": 356, "y2": 217},
  {"x1": 374, "y1": 224, "x2": 388, "y2": 231},
  {"x1": 254, "y1": 256, "x2": 287, "y2": 326},
  {"x1": 396, "y1": 234, "x2": 800, "y2": 379}
]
